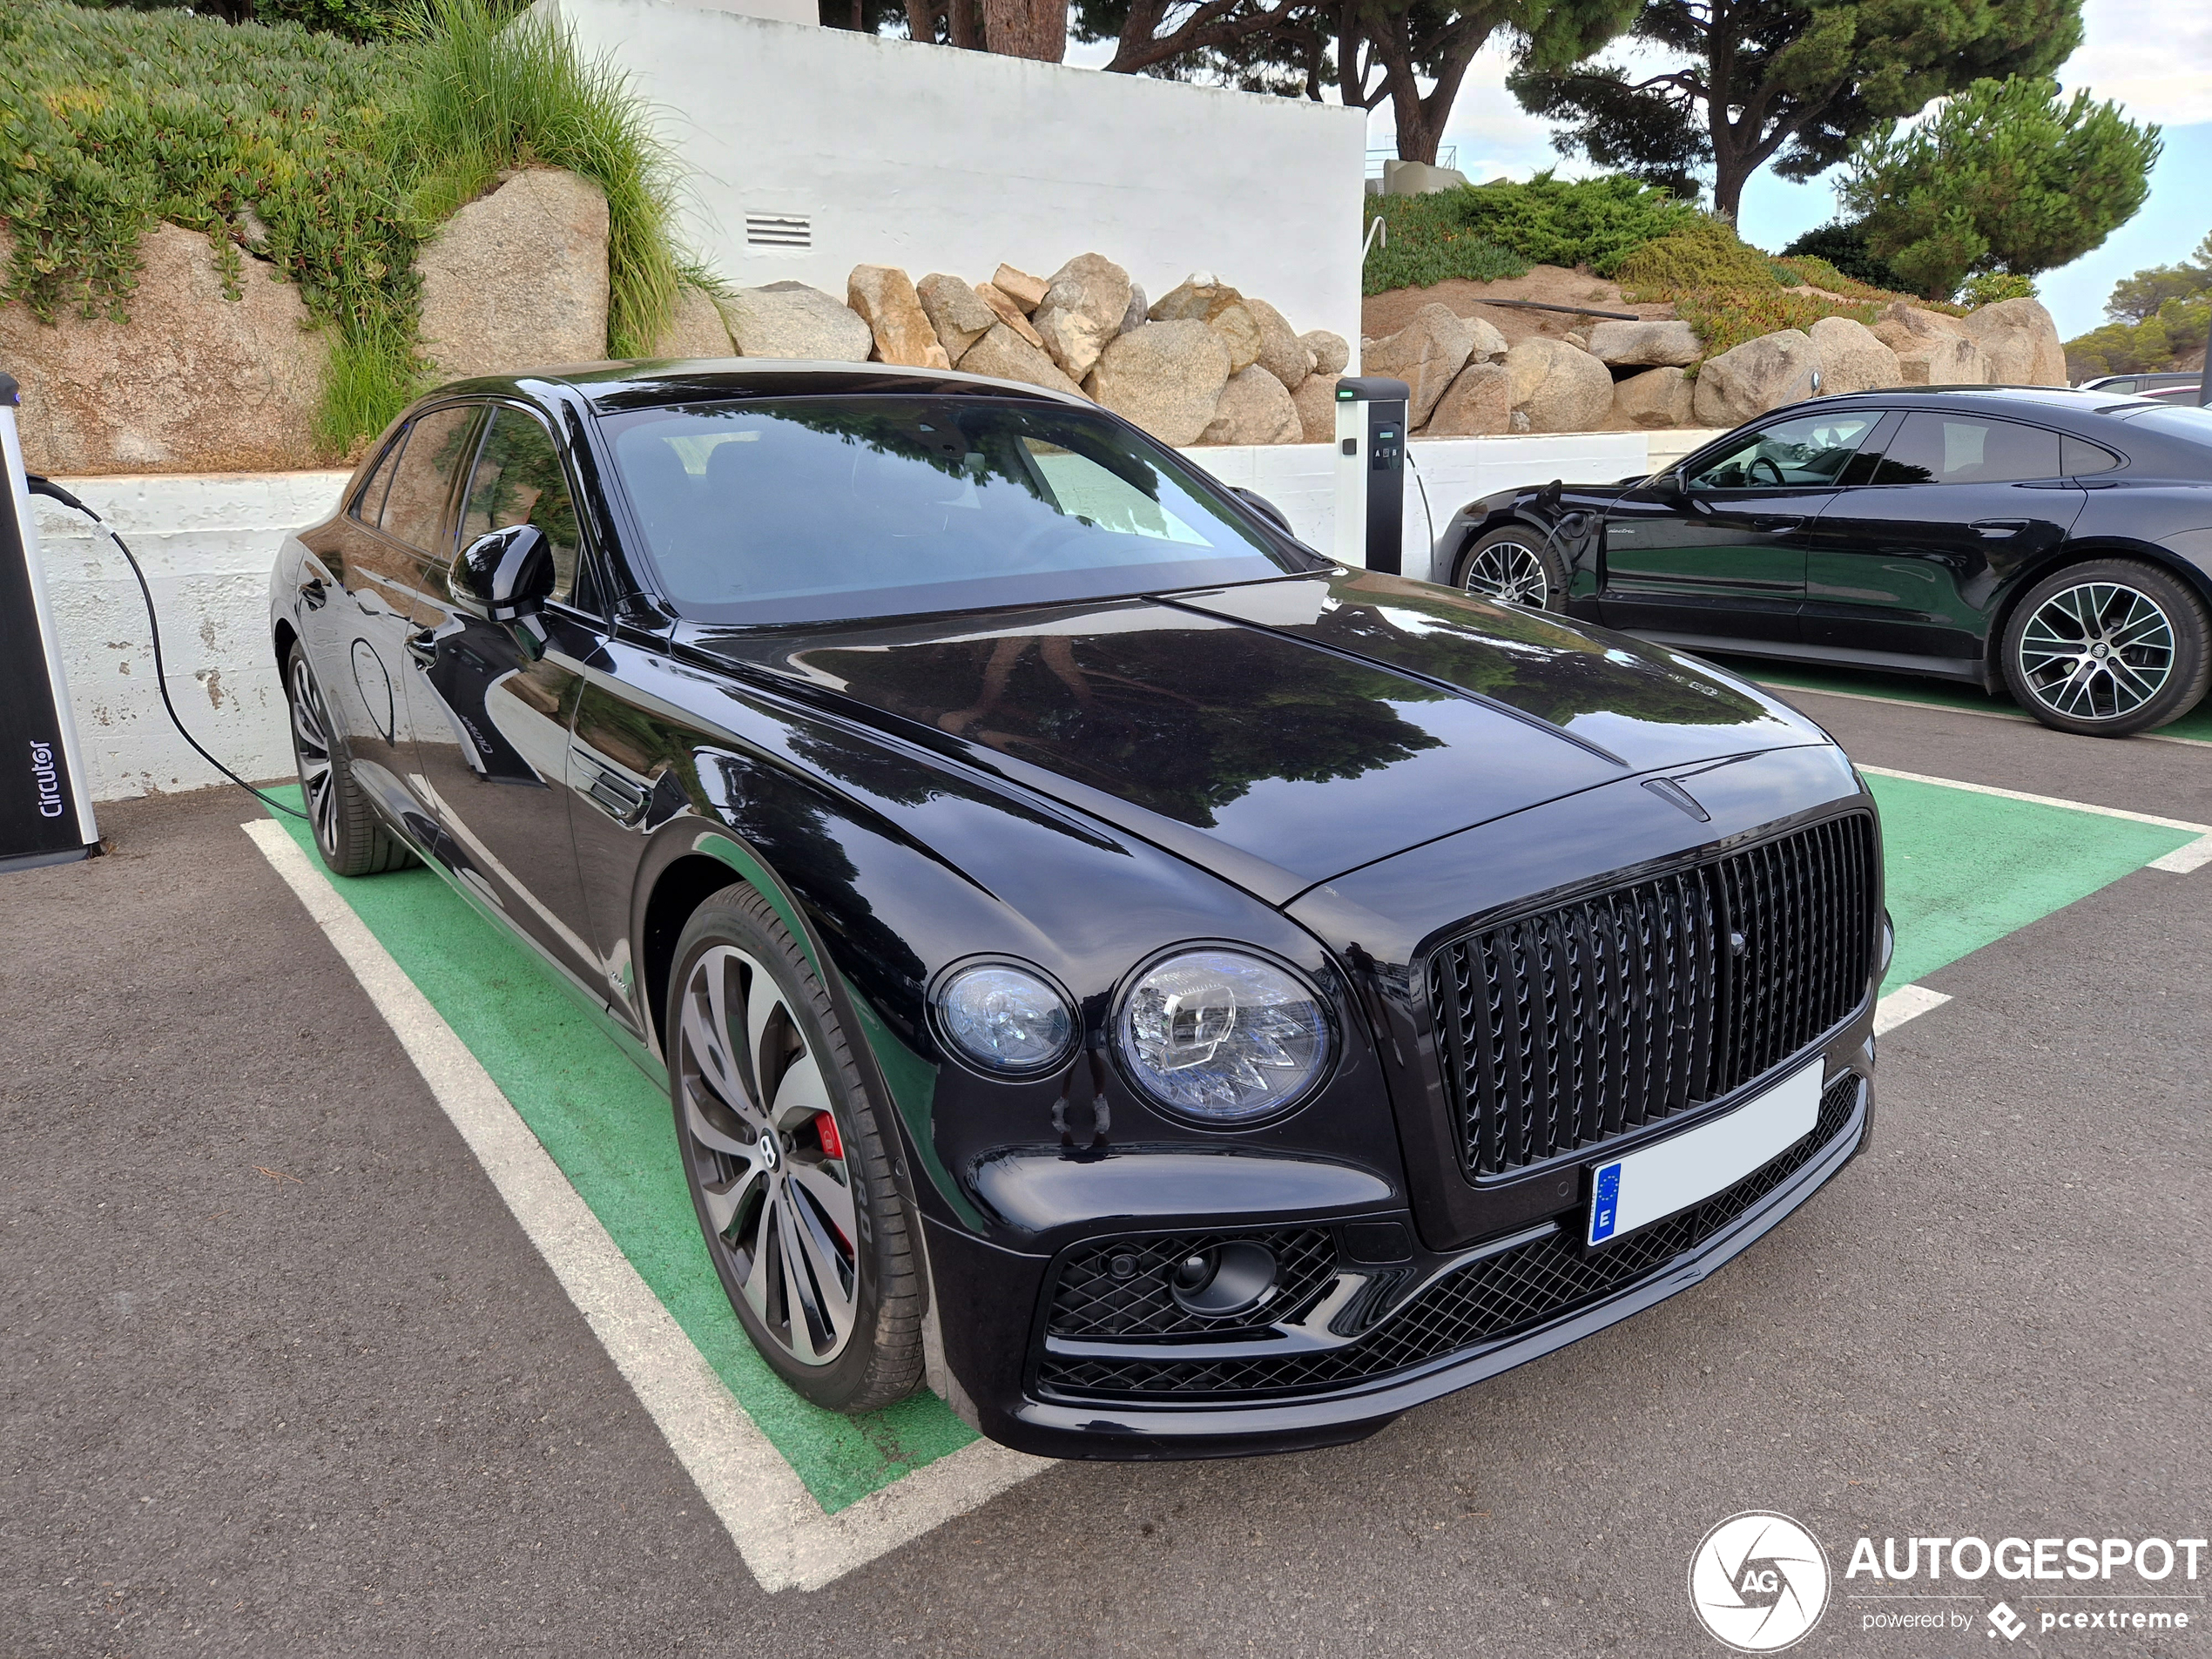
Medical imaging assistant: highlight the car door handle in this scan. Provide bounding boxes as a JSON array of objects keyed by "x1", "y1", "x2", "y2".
[
  {"x1": 1747, "y1": 515, "x2": 1803, "y2": 531},
  {"x1": 299, "y1": 577, "x2": 327, "y2": 610},
  {"x1": 1973, "y1": 519, "x2": 2031, "y2": 538},
  {"x1": 404, "y1": 628, "x2": 440, "y2": 668}
]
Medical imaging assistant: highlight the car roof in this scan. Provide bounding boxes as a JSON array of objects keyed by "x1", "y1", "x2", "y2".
[
  {"x1": 430, "y1": 359, "x2": 1093, "y2": 415},
  {"x1": 1810, "y1": 384, "x2": 2155, "y2": 415}
]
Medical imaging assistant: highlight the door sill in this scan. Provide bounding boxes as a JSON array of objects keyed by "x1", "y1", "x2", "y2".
[{"x1": 1626, "y1": 631, "x2": 1986, "y2": 687}]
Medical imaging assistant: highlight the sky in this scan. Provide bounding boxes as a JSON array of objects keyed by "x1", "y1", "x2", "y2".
[{"x1": 1362, "y1": 0, "x2": 2212, "y2": 337}]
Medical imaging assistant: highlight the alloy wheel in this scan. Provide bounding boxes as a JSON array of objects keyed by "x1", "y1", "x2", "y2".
[
  {"x1": 2014, "y1": 580, "x2": 2176, "y2": 723},
  {"x1": 287, "y1": 654, "x2": 341, "y2": 859},
  {"x1": 675, "y1": 945, "x2": 859, "y2": 1366},
  {"x1": 1463, "y1": 538, "x2": 1550, "y2": 608}
]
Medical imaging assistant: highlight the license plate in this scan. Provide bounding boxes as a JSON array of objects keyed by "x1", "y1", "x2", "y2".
[{"x1": 1587, "y1": 1062, "x2": 1824, "y2": 1246}]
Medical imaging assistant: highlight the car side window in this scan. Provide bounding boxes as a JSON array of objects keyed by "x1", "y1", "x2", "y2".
[
  {"x1": 1684, "y1": 411, "x2": 1881, "y2": 490},
  {"x1": 458, "y1": 408, "x2": 583, "y2": 602},
  {"x1": 1867, "y1": 414, "x2": 2060, "y2": 485},
  {"x1": 2060, "y1": 435, "x2": 2123, "y2": 475},
  {"x1": 379, "y1": 405, "x2": 482, "y2": 556},
  {"x1": 351, "y1": 434, "x2": 404, "y2": 528}
]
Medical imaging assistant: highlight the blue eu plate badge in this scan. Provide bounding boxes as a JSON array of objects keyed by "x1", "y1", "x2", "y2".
[{"x1": 1589, "y1": 1162, "x2": 1623, "y2": 1244}]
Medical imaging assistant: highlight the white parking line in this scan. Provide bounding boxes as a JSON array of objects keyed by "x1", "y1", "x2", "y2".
[
  {"x1": 1854, "y1": 765, "x2": 2212, "y2": 873},
  {"x1": 1756, "y1": 680, "x2": 2212, "y2": 748},
  {"x1": 1874, "y1": 984, "x2": 1952, "y2": 1035},
  {"x1": 240, "y1": 819, "x2": 1049, "y2": 1592}
]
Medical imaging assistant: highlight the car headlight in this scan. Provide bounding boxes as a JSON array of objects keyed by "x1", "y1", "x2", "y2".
[
  {"x1": 1116, "y1": 948, "x2": 1331, "y2": 1123},
  {"x1": 934, "y1": 961, "x2": 1078, "y2": 1076}
]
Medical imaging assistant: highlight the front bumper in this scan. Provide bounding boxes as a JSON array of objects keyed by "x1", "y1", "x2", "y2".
[{"x1": 948, "y1": 1058, "x2": 1871, "y2": 1460}]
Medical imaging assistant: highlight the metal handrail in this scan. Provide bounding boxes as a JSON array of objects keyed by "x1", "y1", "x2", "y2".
[
  {"x1": 1365, "y1": 145, "x2": 1459, "y2": 179},
  {"x1": 1363, "y1": 217, "x2": 1387, "y2": 260}
]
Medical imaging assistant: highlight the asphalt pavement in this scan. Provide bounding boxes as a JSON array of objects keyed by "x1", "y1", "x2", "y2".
[{"x1": 3, "y1": 691, "x2": 2207, "y2": 1658}]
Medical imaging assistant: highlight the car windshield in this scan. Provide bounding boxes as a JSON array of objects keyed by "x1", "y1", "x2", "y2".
[{"x1": 602, "y1": 395, "x2": 1319, "y2": 624}]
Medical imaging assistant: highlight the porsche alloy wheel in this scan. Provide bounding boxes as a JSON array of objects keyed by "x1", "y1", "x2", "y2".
[
  {"x1": 1460, "y1": 529, "x2": 1565, "y2": 610},
  {"x1": 2001, "y1": 560, "x2": 2211, "y2": 737},
  {"x1": 670, "y1": 885, "x2": 922, "y2": 1410}
]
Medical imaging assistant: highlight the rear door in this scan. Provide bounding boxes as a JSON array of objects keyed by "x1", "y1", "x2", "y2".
[
  {"x1": 1598, "y1": 408, "x2": 1882, "y2": 644},
  {"x1": 402, "y1": 402, "x2": 602, "y2": 982},
  {"x1": 1804, "y1": 411, "x2": 2090, "y2": 665}
]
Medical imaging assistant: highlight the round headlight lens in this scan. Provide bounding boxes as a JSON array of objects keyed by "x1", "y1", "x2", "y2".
[
  {"x1": 934, "y1": 962, "x2": 1077, "y2": 1075},
  {"x1": 1116, "y1": 949, "x2": 1331, "y2": 1123}
]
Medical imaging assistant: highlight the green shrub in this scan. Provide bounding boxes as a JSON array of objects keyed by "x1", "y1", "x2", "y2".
[
  {"x1": 1609, "y1": 215, "x2": 1783, "y2": 293},
  {"x1": 0, "y1": 0, "x2": 685, "y2": 453},
  {"x1": 1956, "y1": 272, "x2": 2038, "y2": 307},
  {"x1": 1777, "y1": 221, "x2": 1903, "y2": 291},
  {"x1": 0, "y1": 3, "x2": 419, "y2": 432},
  {"x1": 1360, "y1": 192, "x2": 1529, "y2": 295},
  {"x1": 1360, "y1": 172, "x2": 1703, "y2": 295},
  {"x1": 78, "y1": 0, "x2": 415, "y2": 41},
  {"x1": 1666, "y1": 288, "x2": 1881, "y2": 361},
  {"x1": 1452, "y1": 173, "x2": 1699, "y2": 273},
  {"x1": 1771, "y1": 254, "x2": 1966, "y2": 314}
]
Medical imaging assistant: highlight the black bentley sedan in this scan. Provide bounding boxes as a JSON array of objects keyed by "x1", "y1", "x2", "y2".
[
  {"x1": 273, "y1": 361, "x2": 1885, "y2": 1459},
  {"x1": 1433, "y1": 388, "x2": 2212, "y2": 736}
]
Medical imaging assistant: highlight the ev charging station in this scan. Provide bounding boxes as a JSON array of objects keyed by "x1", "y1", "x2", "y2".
[
  {"x1": 1332, "y1": 374, "x2": 1411, "y2": 573},
  {"x1": 0, "y1": 372, "x2": 100, "y2": 873}
]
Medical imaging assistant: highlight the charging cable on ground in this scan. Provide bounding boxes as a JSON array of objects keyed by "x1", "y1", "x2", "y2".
[{"x1": 27, "y1": 475, "x2": 307, "y2": 821}]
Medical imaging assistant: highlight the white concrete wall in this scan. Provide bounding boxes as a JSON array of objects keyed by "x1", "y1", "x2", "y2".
[
  {"x1": 1190, "y1": 431, "x2": 1664, "y2": 583},
  {"x1": 32, "y1": 473, "x2": 347, "y2": 802},
  {"x1": 42, "y1": 434, "x2": 1685, "y2": 802},
  {"x1": 1649, "y1": 428, "x2": 1729, "y2": 475},
  {"x1": 543, "y1": 0, "x2": 1369, "y2": 348}
]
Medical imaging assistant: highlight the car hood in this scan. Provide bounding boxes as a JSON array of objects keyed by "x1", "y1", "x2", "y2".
[{"x1": 677, "y1": 569, "x2": 1823, "y2": 902}]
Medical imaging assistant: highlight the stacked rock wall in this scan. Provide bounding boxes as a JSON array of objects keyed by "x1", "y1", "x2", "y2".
[
  {"x1": 1359, "y1": 294, "x2": 2071, "y2": 439},
  {"x1": 685, "y1": 253, "x2": 1352, "y2": 449}
]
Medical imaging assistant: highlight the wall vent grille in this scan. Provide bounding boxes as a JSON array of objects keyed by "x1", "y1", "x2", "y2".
[{"x1": 745, "y1": 214, "x2": 812, "y2": 249}]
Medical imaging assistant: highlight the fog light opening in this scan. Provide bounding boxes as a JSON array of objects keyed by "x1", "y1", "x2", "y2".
[{"x1": 1166, "y1": 1240, "x2": 1279, "y2": 1318}]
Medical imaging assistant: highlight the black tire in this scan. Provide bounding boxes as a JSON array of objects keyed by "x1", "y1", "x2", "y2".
[
  {"x1": 283, "y1": 643, "x2": 416, "y2": 876},
  {"x1": 1456, "y1": 525, "x2": 1568, "y2": 611},
  {"x1": 1999, "y1": 559, "x2": 2212, "y2": 737},
  {"x1": 667, "y1": 884, "x2": 923, "y2": 1413}
]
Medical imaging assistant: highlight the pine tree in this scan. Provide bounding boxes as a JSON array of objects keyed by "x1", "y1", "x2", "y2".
[
  {"x1": 1507, "y1": 0, "x2": 2083, "y2": 222},
  {"x1": 1838, "y1": 77, "x2": 2161, "y2": 300}
]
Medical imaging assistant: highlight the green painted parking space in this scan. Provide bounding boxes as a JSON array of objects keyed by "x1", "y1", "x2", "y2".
[
  {"x1": 1706, "y1": 653, "x2": 2212, "y2": 745},
  {"x1": 259, "y1": 766, "x2": 2194, "y2": 1507},
  {"x1": 1865, "y1": 772, "x2": 2196, "y2": 985},
  {"x1": 262, "y1": 791, "x2": 979, "y2": 1514}
]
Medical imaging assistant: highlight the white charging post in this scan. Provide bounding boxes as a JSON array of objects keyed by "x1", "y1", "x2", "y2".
[
  {"x1": 1332, "y1": 374, "x2": 1410, "y2": 572},
  {"x1": 0, "y1": 371, "x2": 100, "y2": 872}
]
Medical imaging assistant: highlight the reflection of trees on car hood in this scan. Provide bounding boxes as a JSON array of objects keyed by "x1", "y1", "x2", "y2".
[
  {"x1": 786, "y1": 618, "x2": 1449, "y2": 832},
  {"x1": 1198, "y1": 569, "x2": 1779, "y2": 739}
]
